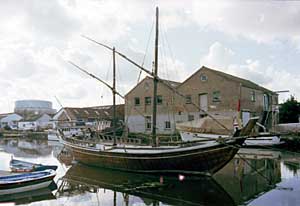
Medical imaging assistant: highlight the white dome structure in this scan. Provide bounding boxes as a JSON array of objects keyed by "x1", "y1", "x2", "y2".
[{"x1": 14, "y1": 100, "x2": 56, "y2": 115}]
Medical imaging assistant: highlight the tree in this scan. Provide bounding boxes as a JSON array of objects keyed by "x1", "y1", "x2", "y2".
[{"x1": 279, "y1": 95, "x2": 300, "y2": 123}]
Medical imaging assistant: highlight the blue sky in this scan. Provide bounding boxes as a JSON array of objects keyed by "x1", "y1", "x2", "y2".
[{"x1": 0, "y1": 0, "x2": 299, "y2": 113}]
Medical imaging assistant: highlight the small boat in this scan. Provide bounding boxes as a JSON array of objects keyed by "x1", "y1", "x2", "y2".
[
  {"x1": 0, "y1": 169, "x2": 56, "y2": 195},
  {"x1": 47, "y1": 129, "x2": 60, "y2": 142},
  {"x1": 243, "y1": 133, "x2": 284, "y2": 147},
  {"x1": 177, "y1": 116, "x2": 284, "y2": 147},
  {"x1": 10, "y1": 159, "x2": 58, "y2": 173}
]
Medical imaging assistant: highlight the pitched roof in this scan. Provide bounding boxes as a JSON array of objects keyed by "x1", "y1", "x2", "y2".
[
  {"x1": 125, "y1": 76, "x2": 181, "y2": 97},
  {"x1": 59, "y1": 104, "x2": 124, "y2": 121},
  {"x1": 181, "y1": 66, "x2": 275, "y2": 94},
  {"x1": 20, "y1": 114, "x2": 42, "y2": 121},
  {"x1": 0, "y1": 113, "x2": 13, "y2": 119}
]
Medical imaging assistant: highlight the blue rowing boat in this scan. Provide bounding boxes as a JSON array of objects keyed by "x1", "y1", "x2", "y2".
[
  {"x1": 10, "y1": 159, "x2": 58, "y2": 173},
  {"x1": 0, "y1": 169, "x2": 56, "y2": 195}
]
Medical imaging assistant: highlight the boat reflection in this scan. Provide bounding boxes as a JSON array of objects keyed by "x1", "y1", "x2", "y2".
[
  {"x1": 0, "y1": 181, "x2": 57, "y2": 205},
  {"x1": 57, "y1": 164, "x2": 236, "y2": 206},
  {"x1": 215, "y1": 148, "x2": 282, "y2": 205},
  {"x1": 282, "y1": 154, "x2": 300, "y2": 176}
]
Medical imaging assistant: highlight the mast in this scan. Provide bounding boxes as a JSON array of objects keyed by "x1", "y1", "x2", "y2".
[
  {"x1": 113, "y1": 47, "x2": 117, "y2": 145},
  {"x1": 152, "y1": 7, "x2": 159, "y2": 147}
]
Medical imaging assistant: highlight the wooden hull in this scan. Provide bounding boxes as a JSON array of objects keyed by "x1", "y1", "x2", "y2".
[{"x1": 63, "y1": 138, "x2": 245, "y2": 175}]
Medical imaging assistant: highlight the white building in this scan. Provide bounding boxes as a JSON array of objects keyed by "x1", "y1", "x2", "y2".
[
  {"x1": 18, "y1": 114, "x2": 53, "y2": 131},
  {"x1": 0, "y1": 113, "x2": 23, "y2": 130}
]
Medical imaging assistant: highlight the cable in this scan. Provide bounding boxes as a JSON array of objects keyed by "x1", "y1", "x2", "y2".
[{"x1": 137, "y1": 18, "x2": 155, "y2": 83}]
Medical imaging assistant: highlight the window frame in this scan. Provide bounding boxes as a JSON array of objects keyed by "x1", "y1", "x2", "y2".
[
  {"x1": 188, "y1": 114, "x2": 194, "y2": 121},
  {"x1": 165, "y1": 121, "x2": 171, "y2": 129},
  {"x1": 251, "y1": 90, "x2": 256, "y2": 102},
  {"x1": 134, "y1": 97, "x2": 140, "y2": 106},
  {"x1": 145, "y1": 96, "x2": 152, "y2": 105},
  {"x1": 212, "y1": 91, "x2": 221, "y2": 102},
  {"x1": 145, "y1": 116, "x2": 152, "y2": 130},
  {"x1": 157, "y1": 95, "x2": 163, "y2": 105},
  {"x1": 200, "y1": 74, "x2": 208, "y2": 82},
  {"x1": 185, "y1": 95, "x2": 192, "y2": 104}
]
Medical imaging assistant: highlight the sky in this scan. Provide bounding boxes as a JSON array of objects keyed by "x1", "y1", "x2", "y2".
[{"x1": 1, "y1": 0, "x2": 300, "y2": 113}]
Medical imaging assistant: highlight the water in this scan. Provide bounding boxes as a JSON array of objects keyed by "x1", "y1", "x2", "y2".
[{"x1": 0, "y1": 137, "x2": 300, "y2": 206}]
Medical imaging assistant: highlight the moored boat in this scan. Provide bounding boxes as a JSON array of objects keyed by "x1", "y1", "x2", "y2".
[
  {"x1": 0, "y1": 169, "x2": 56, "y2": 195},
  {"x1": 61, "y1": 7, "x2": 258, "y2": 176},
  {"x1": 47, "y1": 129, "x2": 60, "y2": 142},
  {"x1": 244, "y1": 133, "x2": 284, "y2": 147},
  {"x1": 61, "y1": 117, "x2": 257, "y2": 175},
  {"x1": 10, "y1": 158, "x2": 58, "y2": 173},
  {"x1": 177, "y1": 116, "x2": 283, "y2": 147}
]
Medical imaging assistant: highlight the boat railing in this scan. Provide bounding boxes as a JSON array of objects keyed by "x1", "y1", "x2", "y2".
[
  {"x1": 97, "y1": 134, "x2": 142, "y2": 145},
  {"x1": 65, "y1": 134, "x2": 142, "y2": 147}
]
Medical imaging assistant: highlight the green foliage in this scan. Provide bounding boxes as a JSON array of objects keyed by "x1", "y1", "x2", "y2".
[
  {"x1": 279, "y1": 96, "x2": 300, "y2": 123},
  {"x1": 3, "y1": 125, "x2": 12, "y2": 131}
]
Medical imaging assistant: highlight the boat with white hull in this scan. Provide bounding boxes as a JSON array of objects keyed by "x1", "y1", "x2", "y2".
[
  {"x1": 0, "y1": 169, "x2": 56, "y2": 195},
  {"x1": 177, "y1": 116, "x2": 283, "y2": 147}
]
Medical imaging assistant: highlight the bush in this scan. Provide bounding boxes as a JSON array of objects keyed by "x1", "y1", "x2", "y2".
[
  {"x1": 279, "y1": 95, "x2": 300, "y2": 123},
  {"x1": 3, "y1": 125, "x2": 12, "y2": 131}
]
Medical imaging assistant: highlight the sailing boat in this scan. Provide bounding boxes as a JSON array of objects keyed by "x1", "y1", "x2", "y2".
[{"x1": 60, "y1": 7, "x2": 258, "y2": 176}]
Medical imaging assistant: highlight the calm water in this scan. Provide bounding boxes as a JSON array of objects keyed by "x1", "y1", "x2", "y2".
[{"x1": 0, "y1": 138, "x2": 300, "y2": 206}]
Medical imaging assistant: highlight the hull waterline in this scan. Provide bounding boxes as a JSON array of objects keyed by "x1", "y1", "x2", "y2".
[{"x1": 62, "y1": 138, "x2": 245, "y2": 175}]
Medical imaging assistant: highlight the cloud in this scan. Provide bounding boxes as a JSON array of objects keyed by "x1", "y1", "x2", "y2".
[
  {"x1": 190, "y1": 1, "x2": 300, "y2": 43},
  {"x1": 200, "y1": 41, "x2": 300, "y2": 102},
  {"x1": 200, "y1": 42, "x2": 235, "y2": 69},
  {"x1": 0, "y1": 0, "x2": 299, "y2": 113}
]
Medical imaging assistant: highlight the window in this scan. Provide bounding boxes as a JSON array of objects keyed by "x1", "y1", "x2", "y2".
[
  {"x1": 200, "y1": 74, "x2": 208, "y2": 81},
  {"x1": 145, "y1": 116, "x2": 152, "y2": 130},
  {"x1": 251, "y1": 91, "x2": 256, "y2": 102},
  {"x1": 157, "y1": 95, "x2": 163, "y2": 104},
  {"x1": 212, "y1": 91, "x2": 221, "y2": 102},
  {"x1": 145, "y1": 97, "x2": 151, "y2": 105},
  {"x1": 188, "y1": 115, "x2": 194, "y2": 121},
  {"x1": 134, "y1": 97, "x2": 140, "y2": 106},
  {"x1": 165, "y1": 121, "x2": 171, "y2": 129},
  {"x1": 185, "y1": 95, "x2": 192, "y2": 104}
]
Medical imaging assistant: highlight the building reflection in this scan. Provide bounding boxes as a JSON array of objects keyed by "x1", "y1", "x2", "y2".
[
  {"x1": 214, "y1": 148, "x2": 282, "y2": 205},
  {"x1": 0, "y1": 138, "x2": 63, "y2": 158},
  {"x1": 56, "y1": 164, "x2": 236, "y2": 206}
]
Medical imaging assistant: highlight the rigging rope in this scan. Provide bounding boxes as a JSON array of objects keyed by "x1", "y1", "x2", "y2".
[
  {"x1": 137, "y1": 19, "x2": 155, "y2": 83},
  {"x1": 99, "y1": 54, "x2": 113, "y2": 104}
]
